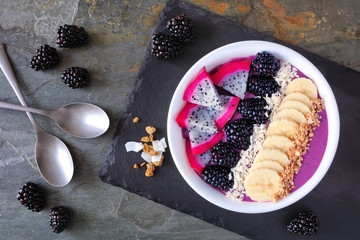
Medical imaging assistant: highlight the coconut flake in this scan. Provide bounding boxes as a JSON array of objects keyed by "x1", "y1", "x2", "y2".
[
  {"x1": 152, "y1": 152, "x2": 163, "y2": 162},
  {"x1": 125, "y1": 142, "x2": 144, "y2": 152},
  {"x1": 141, "y1": 152, "x2": 152, "y2": 163},
  {"x1": 153, "y1": 140, "x2": 165, "y2": 152},
  {"x1": 160, "y1": 138, "x2": 167, "y2": 148}
]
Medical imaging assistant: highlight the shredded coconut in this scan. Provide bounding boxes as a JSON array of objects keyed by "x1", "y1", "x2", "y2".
[{"x1": 226, "y1": 62, "x2": 299, "y2": 201}]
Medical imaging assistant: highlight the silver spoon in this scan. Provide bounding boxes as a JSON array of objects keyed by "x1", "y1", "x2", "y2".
[
  {"x1": 0, "y1": 43, "x2": 73, "y2": 187},
  {"x1": 0, "y1": 101, "x2": 110, "y2": 138}
]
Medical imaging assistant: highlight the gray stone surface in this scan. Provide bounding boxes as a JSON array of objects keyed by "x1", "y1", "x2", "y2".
[{"x1": 0, "y1": 0, "x2": 358, "y2": 239}]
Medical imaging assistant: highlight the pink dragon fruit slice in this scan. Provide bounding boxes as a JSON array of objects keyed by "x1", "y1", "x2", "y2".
[
  {"x1": 185, "y1": 139, "x2": 211, "y2": 173},
  {"x1": 176, "y1": 102, "x2": 223, "y2": 154},
  {"x1": 208, "y1": 95, "x2": 240, "y2": 130},
  {"x1": 188, "y1": 128, "x2": 224, "y2": 155},
  {"x1": 211, "y1": 60, "x2": 251, "y2": 99},
  {"x1": 183, "y1": 67, "x2": 222, "y2": 110},
  {"x1": 176, "y1": 102, "x2": 217, "y2": 133}
]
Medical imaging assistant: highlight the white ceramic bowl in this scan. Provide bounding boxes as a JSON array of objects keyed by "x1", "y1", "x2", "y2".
[{"x1": 167, "y1": 41, "x2": 340, "y2": 213}]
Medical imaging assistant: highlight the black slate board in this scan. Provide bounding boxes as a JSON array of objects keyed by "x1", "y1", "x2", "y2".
[{"x1": 99, "y1": 0, "x2": 360, "y2": 239}]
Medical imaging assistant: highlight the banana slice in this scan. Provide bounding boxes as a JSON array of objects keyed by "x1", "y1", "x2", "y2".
[
  {"x1": 254, "y1": 148, "x2": 290, "y2": 167},
  {"x1": 262, "y1": 135, "x2": 295, "y2": 153},
  {"x1": 274, "y1": 108, "x2": 307, "y2": 124},
  {"x1": 266, "y1": 118, "x2": 299, "y2": 139},
  {"x1": 250, "y1": 160, "x2": 284, "y2": 174},
  {"x1": 244, "y1": 168, "x2": 282, "y2": 202},
  {"x1": 285, "y1": 77, "x2": 318, "y2": 99},
  {"x1": 278, "y1": 100, "x2": 310, "y2": 114},
  {"x1": 283, "y1": 92, "x2": 312, "y2": 108}
]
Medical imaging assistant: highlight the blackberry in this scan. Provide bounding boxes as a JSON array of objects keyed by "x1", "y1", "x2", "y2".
[
  {"x1": 201, "y1": 165, "x2": 234, "y2": 191},
  {"x1": 61, "y1": 66, "x2": 89, "y2": 89},
  {"x1": 247, "y1": 75, "x2": 280, "y2": 97},
  {"x1": 237, "y1": 98, "x2": 271, "y2": 124},
  {"x1": 151, "y1": 32, "x2": 183, "y2": 60},
  {"x1": 30, "y1": 45, "x2": 59, "y2": 71},
  {"x1": 49, "y1": 206, "x2": 70, "y2": 233},
  {"x1": 251, "y1": 51, "x2": 280, "y2": 77},
  {"x1": 16, "y1": 182, "x2": 44, "y2": 212},
  {"x1": 224, "y1": 119, "x2": 253, "y2": 150},
  {"x1": 167, "y1": 14, "x2": 195, "y2": 45},
  {"x1": 210, "y1": 141, "x2": 240, "y2": 168},
  {"x1": 287, "y1": 211, "x2": 319, "y2": 236},
  {"x1": 56, "y1": 24, "x2": 88, "y2": 48}
]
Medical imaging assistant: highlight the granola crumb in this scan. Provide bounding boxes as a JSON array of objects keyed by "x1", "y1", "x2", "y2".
[
  {"x1": 153, "y1": 155, "x2": 164, "y2": 167},
  {"x1": 145, "y1": 163, "x2": 155, "y2": 177},
  {"x1": 141, "y1": 136, "x2": 150, "y2": 142},
  {"x1": 145, "y1": 126, "x2": 156, "y2": 135},
  {"x1": 140, "y1": 162, "x2": 146, "y2": 167},
  {"x1": 149, "y1": 150, "x2": 158, "y2": 156},
  {"x1": 133, "y1": 164, "x2": 139, "y2": 169},
  {"x1": 149, "y1": 135, "x2": 154, "y2": 142},
  {"x1": 133, "y1": 117, "x2": 140, "y2": 123}
]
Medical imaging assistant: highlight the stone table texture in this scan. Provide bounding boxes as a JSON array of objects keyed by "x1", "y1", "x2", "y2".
[{"x1": 0, "y1": 0, "x2": 358, "y2": 239}]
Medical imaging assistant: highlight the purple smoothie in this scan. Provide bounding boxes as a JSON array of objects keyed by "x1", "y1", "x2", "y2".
[{"x1": 184, "y1": 58, "x2": 329, "y2": 200}]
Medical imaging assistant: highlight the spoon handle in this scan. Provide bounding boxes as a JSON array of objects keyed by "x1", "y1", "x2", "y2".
[
  {"x1": 0, "y1": 43, "x2": 41, "y2": 131},
  {"x1": 0, "y1": 100, "x2": 47, "y2": 116}
]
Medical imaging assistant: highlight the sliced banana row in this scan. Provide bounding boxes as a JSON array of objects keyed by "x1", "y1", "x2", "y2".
[{"x1": 244, "y1": 78, "x2": 318, "y2": 202}]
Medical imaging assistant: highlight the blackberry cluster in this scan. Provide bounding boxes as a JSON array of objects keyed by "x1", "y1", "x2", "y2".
[
  {"x1": 201, "y1": 165, "x2": 234, "y2": 191},
  {"x1": 238, "y1": 98, "x2": 270, "y2": 124},
  {"x1": 151, "y1": 14, "x2": 195, "y2": 60},
  {"x1": 49, "y1": 206, "x2": 70, "y2": 233},
  {"x1": 247, "y1": 75, "x2": 280, "y2": 97},
  {"x1": 61, "y1": 66, "x2": 89, "y2": 89},
  {"x1": 56, "y1": 24, "x2": 88, "y2": 48},
  {"x1": 251, "y1": 51, "x2": 280, "y2": 77},
  {"x1": 30, "y1": 45, "x2": 59, "y2": 71},
  {"x1": 167, "y1": 14, "x2": 195, "y2": 45},
  {"x1": 287, "y1": 211, "x2": 319, "y2": 236},
  {"x1": 210, "y1": 141, "x2": 240, "y2": 168},
  {"x1": 224, "y1": 119, "x2": 253, "y2": 150},
  {"x1": 151, "y1": 32, "x2": 183, "y2": 60},
  {"x1": 16, "y1": 182, "x2": 44, "y2": 212}
]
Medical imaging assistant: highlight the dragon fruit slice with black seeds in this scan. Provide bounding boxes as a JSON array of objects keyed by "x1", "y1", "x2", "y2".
[
  {"x1": 188, "y1": 128, "x2": 224, "y2": 155},
  {"x1": 211, "y1": 59, "x2": 251, "y2": 99},
  {"x1": 185, "y1": 139, "x2": 211, "y2": 173},
  {"x1": 176, "y1": 102, "x2": 223, "y2": 155},
  {"x1": 176, "y1": 102, "x2": 218, "y2": 132},
  {"x1": 208, "y1": 95, "x2": 240, "y2": 130},
  {"x1": 183, "y1": 67, "x2": 222, "y2": 110}
]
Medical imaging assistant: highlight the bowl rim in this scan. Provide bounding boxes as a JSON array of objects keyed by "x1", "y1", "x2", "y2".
[{"x1": 167, "y1": 40, "x2": 340, "y2": 213}]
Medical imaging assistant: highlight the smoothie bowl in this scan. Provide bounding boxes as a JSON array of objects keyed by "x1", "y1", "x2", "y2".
[{"x1": 167, "y1": 41, "x2": 340, "y2": 213}]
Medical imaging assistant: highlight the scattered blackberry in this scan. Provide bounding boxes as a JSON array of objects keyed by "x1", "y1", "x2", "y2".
[
  {"x1": 247, "y1": 75, "x2": 280, "y2": 97},
  {"x1": 251, "y1": 51, "x2": 280, "y2": 77},
  {"x1": 237, "y1": 98, "x2": 271, "y2": 124},
  {"x1": 287, "y1": 211, "x2": 319, "y2": 236},
  {"x1": 49, "y1": 206, "x2": 70, "y2": 233},
  {"x1": 16, "y1": 182, "x2": 44, "y2": 212},
  {"x1": 210, "y1": 141, "x2": 240, "y2": 168},
  {"x1": 56, "y1": 24, "x2": 88, "y2": 48},
  {"x1": 61, "y1": 66, "x2": 89, "y2": 89},
  {"x1": 151, "y1": 32, "x2": 183, "y2": 60},
  {"x1": 224, "y1": 119, "x2": 253, "y2": 150},
  {"x1": 30, "y1": 45, "x2": 59, "y2": 71},
  {"x1": 201, "y1": 165, "x2": 234, "y2": 191},
  {"x1": 167, "y1": 14, "x2": 195, "y2": 45}
]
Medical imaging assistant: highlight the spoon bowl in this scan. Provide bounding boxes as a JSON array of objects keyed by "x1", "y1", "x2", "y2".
[
  {"x1": 36, "y1": 130, "x2": 74, "y2": 187},
  {"x1": 50, "y1": 102, "x2": 110, "y2": 138}
]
